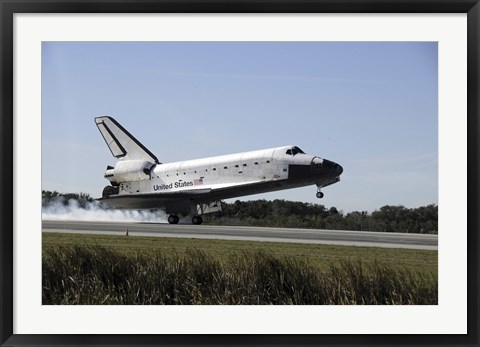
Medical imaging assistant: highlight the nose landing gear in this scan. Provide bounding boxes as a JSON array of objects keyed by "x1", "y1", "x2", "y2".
[{"x1": 316, "y1": 186, "x2": 324, "y2": 199}]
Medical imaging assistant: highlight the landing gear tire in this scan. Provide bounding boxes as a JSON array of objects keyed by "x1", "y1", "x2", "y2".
[
  {"x1": 102, "y1": 185, "x2": 119, "y2": 198},
  {"x1": 192, "y1": 216, "x2": 203, "y2": 225},
  {"x1": 316, "y1": 191, "x2": 324, "y2": 199},
  {"x1": 168, "y1": 215, "x2": 180, "y2": 224}
]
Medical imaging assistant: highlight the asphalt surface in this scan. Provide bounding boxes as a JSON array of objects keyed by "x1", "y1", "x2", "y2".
[{"x1": 42, "y1": 220, "x2": 438, "y2": 250}]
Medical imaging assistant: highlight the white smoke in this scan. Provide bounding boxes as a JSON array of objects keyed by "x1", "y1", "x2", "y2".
[{"x1": 42, "y1": 198, "x2": 167, "y2": 223}]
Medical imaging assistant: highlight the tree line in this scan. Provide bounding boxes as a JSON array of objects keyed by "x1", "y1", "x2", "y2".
[
  {"x1": 42, "y1": 190, "x2": 94, "y2": 208},
  {"x1": 41, "y1": 190, "x2": 437, "y2": 234},
  {"x1": 206, "y1": 200, "x2": 438, "y2": 234}
]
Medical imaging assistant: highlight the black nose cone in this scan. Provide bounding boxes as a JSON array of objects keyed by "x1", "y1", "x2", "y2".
[{"x1": 323, "y1": 159, "x2": 343, "y2": 176}]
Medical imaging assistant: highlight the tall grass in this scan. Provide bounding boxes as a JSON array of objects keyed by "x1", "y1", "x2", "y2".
[{"x1": 42, "y1": 245, "x2": 437, "y2": 305}]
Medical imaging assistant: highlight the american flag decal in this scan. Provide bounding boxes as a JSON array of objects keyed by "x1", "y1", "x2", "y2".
[{"x1": 194, "y1": 178, "x2": 204, "y2": 185}]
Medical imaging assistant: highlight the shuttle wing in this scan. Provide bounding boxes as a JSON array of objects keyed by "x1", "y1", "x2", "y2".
[
  {"x1": 95, "y1": 116, "x2": 159, "y2": 164},
  {"x1": 99, "y1": 180, "x2": 272, "y2": 210},
  {"x1": 98, "y1": 188, "x2": 212, "y2": 209},
  {"x1": 101, "y1": 188, "x2": 212, "y2": 201}
]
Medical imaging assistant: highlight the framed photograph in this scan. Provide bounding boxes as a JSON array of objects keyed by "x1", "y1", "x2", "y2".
[{"x1": 1, "y1": 1, "x2": 479, "y2": 346}]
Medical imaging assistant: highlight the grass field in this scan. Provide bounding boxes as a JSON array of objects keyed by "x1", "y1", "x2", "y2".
[{"x1": 42, "y1": 232, "x2": 438, "y2": 305}]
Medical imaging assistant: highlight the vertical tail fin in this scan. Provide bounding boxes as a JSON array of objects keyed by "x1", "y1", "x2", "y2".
[{"x1": 95, "y1": 116, "x2": 160, "y2": 164}]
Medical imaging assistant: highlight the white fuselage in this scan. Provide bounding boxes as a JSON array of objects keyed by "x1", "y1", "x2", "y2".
[{"x1": 115, "y1": 146, "x2": 314, "y2": 196}]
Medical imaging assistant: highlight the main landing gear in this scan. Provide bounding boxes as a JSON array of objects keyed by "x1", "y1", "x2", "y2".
[
  {"x1": 167, "y1": 215, "x2": 203, "y2": 225},
  {"x1": 192, "y1": 216, "x2": 203, "y2": 225},
  {"x1": 316, "y1": 185, "x2": 324, "y2": 199},
  {"x1": 168, "y1": 215, "x2": 180, "y2": 224}
]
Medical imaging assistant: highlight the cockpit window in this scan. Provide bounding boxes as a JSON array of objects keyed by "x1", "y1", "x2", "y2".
[
  {"x1": 292, "y1": 146, "x2": 304, "y2": 155},
  {"x1": 286, "y1": 146, "x2": 305, "y2": 156}
]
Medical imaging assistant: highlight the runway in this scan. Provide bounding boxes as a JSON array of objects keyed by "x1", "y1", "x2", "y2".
[{"x1": 42, "y1": 220, "x2": 438, "y2": 250}]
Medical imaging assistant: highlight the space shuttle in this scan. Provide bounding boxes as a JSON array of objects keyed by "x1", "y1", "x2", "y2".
[{"x1": 95, "y1": 116, "x2": 343, "y2": 224}]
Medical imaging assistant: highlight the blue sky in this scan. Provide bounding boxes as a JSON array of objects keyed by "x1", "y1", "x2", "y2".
[{"x1": 42, "y1": 42, "x2": 438, "y2": 213}]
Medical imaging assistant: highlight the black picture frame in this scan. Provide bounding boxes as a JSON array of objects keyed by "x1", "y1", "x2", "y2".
[{"x1": 1, "y1": 1, "x2": 478, "y2": 346}]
